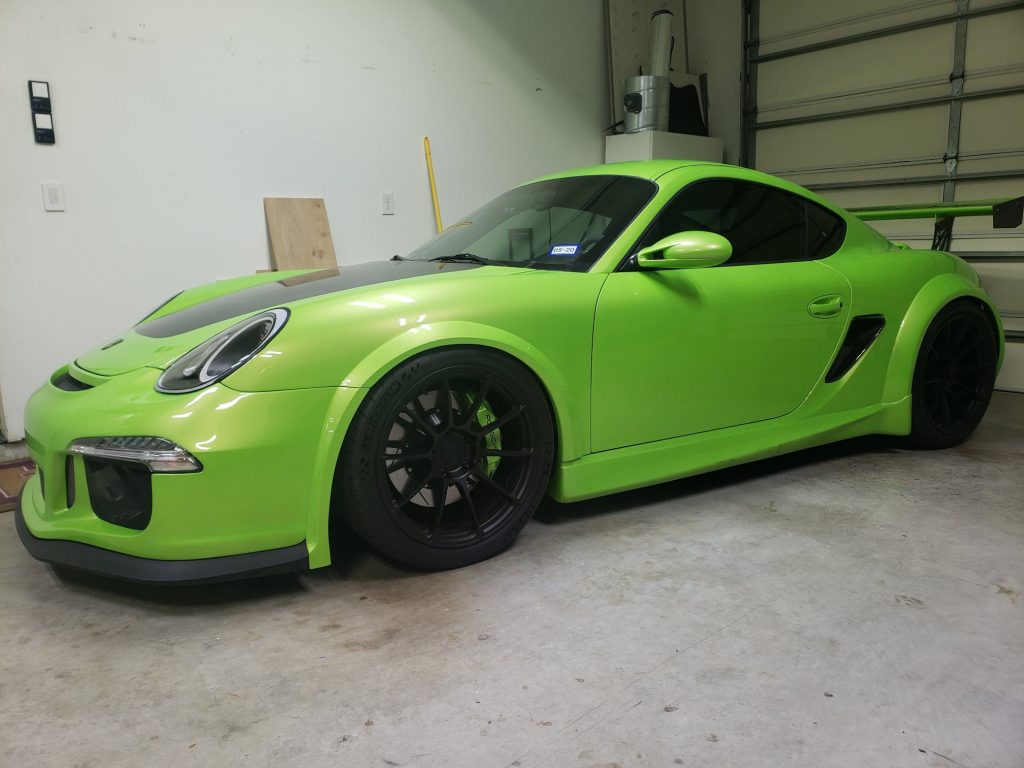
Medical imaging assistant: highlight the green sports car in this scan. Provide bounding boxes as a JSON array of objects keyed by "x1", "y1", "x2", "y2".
[{"x1": 16, "y1": 160, "x2": 1007, "y2": 582}]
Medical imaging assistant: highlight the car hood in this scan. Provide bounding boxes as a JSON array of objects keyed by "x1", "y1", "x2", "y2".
[{"x1": 75, "y1": 260, "x2": 523, "y2": 376}]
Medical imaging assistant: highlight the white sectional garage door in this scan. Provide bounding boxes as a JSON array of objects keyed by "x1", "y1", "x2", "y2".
[{"x1": 742, "y1": 0, "x2": 1024, "y2": 390}]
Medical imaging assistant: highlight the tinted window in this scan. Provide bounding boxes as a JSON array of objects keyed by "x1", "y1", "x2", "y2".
[
  {"x1": 805, "y1": 197, "x2": 846, "y2": 258},
  {"x1": 406, "y1": 175, "x2": 656, "y2": 272},
  {"x1": 635, "y1": 179, "x2": 845, "y2": 265}
]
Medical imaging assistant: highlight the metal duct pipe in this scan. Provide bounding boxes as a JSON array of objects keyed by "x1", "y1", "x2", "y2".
[
  {"x1": 623, "y1": 75, "x2": 670, "y2": 132},
  {"x1": 649, "y1": 9, "x2": 673, "y2": 79}
]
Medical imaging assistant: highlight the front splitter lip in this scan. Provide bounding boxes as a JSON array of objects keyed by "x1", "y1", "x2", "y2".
[{"x1": 15, "y1": 489, "x2": 309, "y2": 585}]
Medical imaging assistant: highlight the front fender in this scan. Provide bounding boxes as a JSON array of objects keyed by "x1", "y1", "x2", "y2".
[
  {"x1": 301, "y1": 322, "x2": 587, "y2": 569},
  {"x1": 882, "y1": 272, "x2": 1004, "y2": 404},
  {"x1": 344, "y1": 319, "x2": 583, "y2": 457}
]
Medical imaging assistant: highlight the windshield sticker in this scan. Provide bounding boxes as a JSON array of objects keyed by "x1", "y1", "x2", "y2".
[{"x1": 549, "y1": 244, "x2": 579, "y2": 257}]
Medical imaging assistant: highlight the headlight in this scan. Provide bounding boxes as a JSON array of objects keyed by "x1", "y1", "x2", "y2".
[
  {"x1": 69, "y1": 436, "x2": 202, "y2": 473},
  {"x1": 156, "y1": 308, "x2": 288, "y2": 394}
]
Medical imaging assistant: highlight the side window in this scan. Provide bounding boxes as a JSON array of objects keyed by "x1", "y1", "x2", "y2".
[
  {"x1": 806, "y1": 199, "x2": 846, "y2": 258},
  {"x1": 636, "y1": 179, "x2": 845, "y2": 265}
]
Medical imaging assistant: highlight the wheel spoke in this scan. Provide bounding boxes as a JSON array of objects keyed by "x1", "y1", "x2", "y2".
[
  {"x1": 471, "y1": 470, "x2": 516, "y2": 502},
  {"x1": 383, "y1": 451, "x2": 433, "y2": 466},
  {"x1": 398, "y1": 406, "x2": 435, "y2": 436},
  {"x1": 952, "y1": 339, "x2": 981, "y2": 361},
  {"x1": 946, "y1": 390, "x2": 968, "y2": 422},
  {"x1": 481, "y1": 448, "x2": 535, "y2": 458},
  {"x1": 477, "y1": 404, "x2": 527, "y2": 436},
  {"x1": 453, "y1": 478, "x2": 481, "y2": 535},
  {"x1": 395, "y1": 471, "x2": 433, "y2": 507},
  {"x1": 430, "y1": 479, "x2": 448, "y2": 537},
  {"x1": 936, "y1": 391, "x2": 952, "y2": 426},
  {"x1": 439, "y1": 377, "x2": 453, "y2": 429},
  {"x1": 949, "y1": 318, "x2": 969, "y2": 349},
  {"x1": 461, "y1": 374, "x2": 494, "y2": 426},
  {"x1": 950, "y1": 380, "x2": 980, "y2": 399}
]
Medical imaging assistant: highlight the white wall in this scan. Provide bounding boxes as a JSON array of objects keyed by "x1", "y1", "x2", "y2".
[
  {"x1": 0, "y1": 0, "x2": 609, "y2": 440},
  {"x1": 684, "y1": 0, "x2": 743, "y2": 164}
]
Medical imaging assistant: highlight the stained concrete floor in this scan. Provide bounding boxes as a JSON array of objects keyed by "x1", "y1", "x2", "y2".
[{"x1": 1, "y1": 393, "x2": 1022, "y2": 768}]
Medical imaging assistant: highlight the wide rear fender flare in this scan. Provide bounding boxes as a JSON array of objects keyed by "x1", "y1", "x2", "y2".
[{"x1": 882, "y1": 273, "x2": 1003, "y2": 404}]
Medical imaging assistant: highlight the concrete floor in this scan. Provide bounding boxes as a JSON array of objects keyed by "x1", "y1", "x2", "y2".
[
  {"x1": 1, "y1": 393, "x2": 1021, "y2": 768},
  {"x1": 0, "y1": 439, "x2": 30, "y2": 462}
]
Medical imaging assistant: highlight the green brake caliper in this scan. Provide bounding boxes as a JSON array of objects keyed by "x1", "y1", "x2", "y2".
[{"x1": 470, "y1": 396, "x2": 501, "y2": 476}]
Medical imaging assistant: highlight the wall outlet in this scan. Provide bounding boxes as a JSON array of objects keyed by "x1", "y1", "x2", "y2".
[
  {"x1": 41, "y1": 182, "x2": 65, "y2": 212},
  {"x1": 381, "y1": 191, "x2": 395, "y2": 216}
]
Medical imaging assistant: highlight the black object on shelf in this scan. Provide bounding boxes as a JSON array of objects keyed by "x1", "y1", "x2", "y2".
[{"x1": 668, "y1": 83, "x2": 708, "y2": 137}]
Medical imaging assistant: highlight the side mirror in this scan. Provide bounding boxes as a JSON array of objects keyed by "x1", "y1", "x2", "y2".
[{"x1": 635, "y1": 231, "x2": 732, "y2": 270}]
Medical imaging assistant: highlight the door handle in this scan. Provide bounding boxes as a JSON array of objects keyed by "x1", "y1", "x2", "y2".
[{"x1": 808, "y1": 294, "x2": 843, "y2": 318}]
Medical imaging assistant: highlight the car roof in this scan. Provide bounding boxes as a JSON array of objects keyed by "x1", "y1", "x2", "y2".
[
  {"x1": 532, "y1": 159, "x2": 717, "y2": 183},
  {"x1": 533, "y1": 159, "x2": 848, "y2": 215}
]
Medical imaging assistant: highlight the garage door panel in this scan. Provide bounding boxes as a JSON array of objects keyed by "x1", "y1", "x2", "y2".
[
  {"x1": 765, "y1": 160, "x2": 948, "y2": 190},
  {"x1": 757, "y1": 106, "x2": 948, "y2": 180},
  {"x1": 757, "y1": 25, "x2": 953, "y2": 122},
  {"x1": 758, "y1": 0, "x2": 956, "y2": 55},
  {"x1": 958, "y1": 94, "x2": 1024, "y2": 157},
  {"x1": 964, "y1": 9, "x2": 1024, "y2": 77},
  {"x1": 956, "y1": 178, "x2": 1024, "y2": 202},
  {"x1": 956, "y1": 155, "x2": 1024, "y2": 180},
  {"x1": 826, "y1": 184, "x2": 942, "y2": 244},
  {"x1": 865, "y1": 221, "x2": 938, "y2": 244},
  {"x1": 824, "y1": 183, "x2": 943, "y2": 211},
  {"x1": 973, "y1": 262, "x2": 1024, "y2": 311}
]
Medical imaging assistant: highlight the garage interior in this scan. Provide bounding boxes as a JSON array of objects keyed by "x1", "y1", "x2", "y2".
[{"x1": 1, "y1": 1, "x2": 1022, "y2": 766}]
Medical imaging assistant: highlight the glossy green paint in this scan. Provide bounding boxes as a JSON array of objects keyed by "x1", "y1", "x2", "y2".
[
  {"x1": 636, "y1": 231, "x2": 732, "y2": 269},
  {"x1": 23, "y1": 368, "x2": 335, "y2": 559},
  {"x1": 20, "y1": 160, "x2": 1003, "y2": 572}
]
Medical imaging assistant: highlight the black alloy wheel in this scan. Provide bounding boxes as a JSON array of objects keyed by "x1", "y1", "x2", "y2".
[
  {"x1": 909, "y1": 300, "x2": 998, "y2": 449},
  {"x1": 336, "y1": 348, "x2": 554, "y2": 569}
]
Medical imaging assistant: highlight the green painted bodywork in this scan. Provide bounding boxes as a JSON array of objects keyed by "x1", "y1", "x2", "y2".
[{"x1": 20, "y1": 160, "x2": 1004, "y2": 571}]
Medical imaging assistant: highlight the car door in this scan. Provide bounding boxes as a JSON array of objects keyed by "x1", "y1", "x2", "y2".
[{"x1": 591, "y1": 176, "x2": 851, "y2": 453}]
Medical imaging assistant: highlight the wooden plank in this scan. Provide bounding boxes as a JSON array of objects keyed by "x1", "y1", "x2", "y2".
[
  {"x1": 263, "y1": 197, "x2": 337, "y2": 271},
  {"x1": 0, "y1": 459, "x2": 35, "y2": 513}
]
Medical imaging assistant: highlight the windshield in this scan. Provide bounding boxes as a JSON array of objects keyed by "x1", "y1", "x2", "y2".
[{"x1": 405, "y1": 175, "x2": 656, "y2": 272}]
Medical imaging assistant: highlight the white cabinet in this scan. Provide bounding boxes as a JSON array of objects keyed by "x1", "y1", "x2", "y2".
[{"x1": 605, "y1": 131, "x2": 724, "y2": 164}]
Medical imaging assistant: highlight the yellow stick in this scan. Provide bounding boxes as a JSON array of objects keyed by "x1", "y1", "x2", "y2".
[{"x1": 423, "y1": 136, "x2": 443, "y2": 233}]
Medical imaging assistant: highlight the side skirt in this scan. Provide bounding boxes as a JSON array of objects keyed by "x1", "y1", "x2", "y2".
[{"x1": 550, "y1": 397, "x2": 910, "y2": 503}]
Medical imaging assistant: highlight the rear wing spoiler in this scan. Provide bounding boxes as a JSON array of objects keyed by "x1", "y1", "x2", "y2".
[{"x1": 847, "y1": 196, "x2": 1023, "y2": 251}]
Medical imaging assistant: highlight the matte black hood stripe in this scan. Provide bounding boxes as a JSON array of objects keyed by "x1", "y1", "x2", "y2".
[{"x1": 135, "y1": 261, "x2": 480, "y2": 338}]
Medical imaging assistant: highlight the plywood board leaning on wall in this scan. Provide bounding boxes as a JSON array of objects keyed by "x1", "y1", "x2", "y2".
[{"x1": 263, "y1": 197, "x2": 338, "y2": 271}]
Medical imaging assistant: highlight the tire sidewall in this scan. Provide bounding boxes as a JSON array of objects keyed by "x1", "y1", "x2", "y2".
[
  {"x1": 909, "y1": 300, "x2": 997, "y2": 449},
  {"x1": 335, "y1": 347, "x2": 555, "y2": 570}
]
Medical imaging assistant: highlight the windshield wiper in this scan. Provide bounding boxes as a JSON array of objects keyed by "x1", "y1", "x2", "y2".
[{"x1": 429, "y1": 253, "x2": 491, "y2": 265}]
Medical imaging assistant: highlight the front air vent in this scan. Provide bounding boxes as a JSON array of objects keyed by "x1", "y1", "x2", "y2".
[
  {"x1": 52, "y1": 371, "x2": 93, "y2": 392},
  {"x1": 826, "y1": 315, "x2": 886, "y2": 383},
  {"x1": 83, "y1": 458, "x2": 153, "y2": 530},
  {"x1": 65, "y1": 456, "x2": 76, "y2": 509}
]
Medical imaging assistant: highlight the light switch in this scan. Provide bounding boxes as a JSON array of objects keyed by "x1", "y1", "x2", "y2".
[{"x1": 41, "y1": 182, "x2": 65, "y2": 212}]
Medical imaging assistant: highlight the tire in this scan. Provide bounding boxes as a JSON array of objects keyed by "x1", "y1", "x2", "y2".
[
  {"x1": 334, "y1": 347, "x2": 555, "y2": 570},
  {"x1": 908, "y1": 299, "x2": 998, "y2": 449}
]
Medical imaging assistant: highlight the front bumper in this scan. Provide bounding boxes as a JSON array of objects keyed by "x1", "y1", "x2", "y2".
[
  {"x1": 16, "y1": 488, "x2": 308, "y2": 583},
  {"x1": 19, "y1": 365, "x2": 338, "y2": 572}
]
